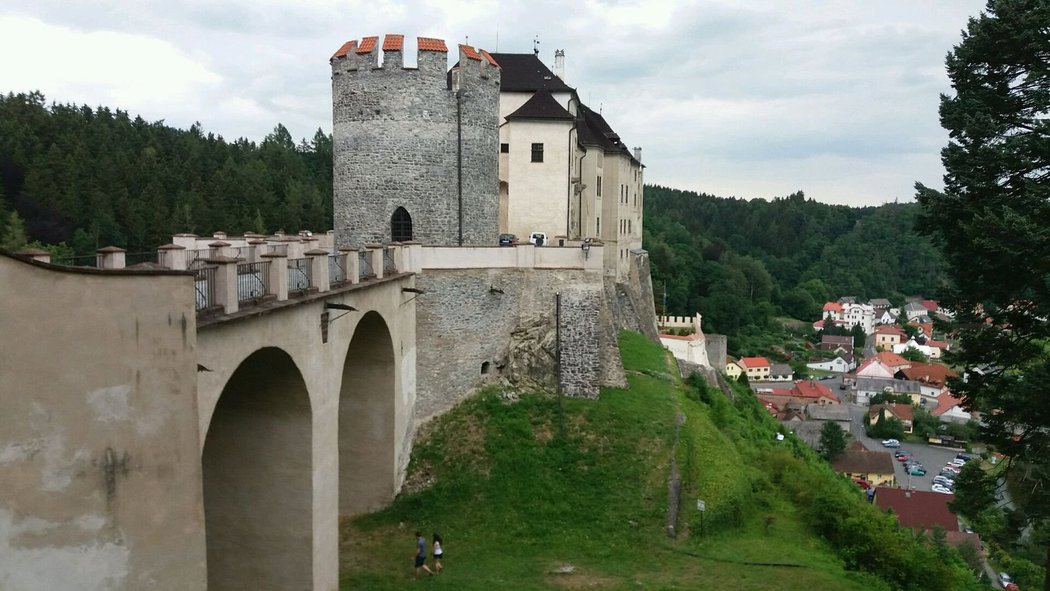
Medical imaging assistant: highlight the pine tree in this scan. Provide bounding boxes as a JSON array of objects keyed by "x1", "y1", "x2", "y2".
[
  {"x1": 2, "y1": 210, "x2": 27, "y2": 250},
  {"x1": 819, "y1": 421, "x2": 848, "y2": 462},
  {"x1": 915, "y1": 1, "x2": 1050, "y2": 586}
]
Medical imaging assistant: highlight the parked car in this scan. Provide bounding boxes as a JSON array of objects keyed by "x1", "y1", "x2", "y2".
[
  {"x1": 894, "y1": 449, "x2": 910, "y2": 458},
  {"x1": 938, "y1": 470, "x2": 957, "y2": 481},
  {"x1": 999, "y1": 573, "x2": 1013, "y2": 589},
  {"x1": 942, "y1": 465, "x2": 961, "y2": 474},
  {"x1": 529, "y1": 231, "x2": 548, "y2": 246},
  {"x1": 931, "y1": 484, "x2": 953, "y2": 494},
  {"x1": 908, "y1": 465, "x2": 927, "y2": 476},
  {"x1": 957, "y1": 453, "x2": 977, "y2": 462},
  {"x1": 933, "y1": 477, "x2": 954, "y2": 488},
  {"x1": 498, "y1": 233, "x2": 518, "y2": 247},
  {"x1": 896, "y1": 453, "x2": 913, "y2": 462},
  {"x1": 882, "y1": 439, "x2": 901, "y2": 448},
  {"x1": 948, "y1": 458, "x2": 966, "y2": 467}
]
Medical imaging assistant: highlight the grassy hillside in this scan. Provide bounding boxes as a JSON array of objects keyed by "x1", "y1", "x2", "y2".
[{"x1": 340, "y1": 333, "x2": 980, "y2": 590}]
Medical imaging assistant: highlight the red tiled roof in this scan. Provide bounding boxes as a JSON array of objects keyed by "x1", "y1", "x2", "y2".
[
  {"x1": 877, "y1": 351, "x2": 911, "y2": 368},
  {"x1": 922, "y1": 300, "x2": 939, "y2": 312},
  {"x1": 479, "y1": 49, "x2": 500, "y2": 68},
  {"x1": 926, "y1": 339, "x2": 948, "y2": 349},
  {"x1": 823, "y1": 302, "x2": 843, "y2": 312},
  {"x1": 418, "y1": 37, "x2": 448, "y2": 52},
  {"x1": 382, "y1": 34, "x2": 404, "y2": 52},
  {"x1": 356, "y1": 36, "x2": 378, "y2": 54},
  {"x1": 739, "y1": 356, "x2": 770, "y2": 368},
  {"x1": 331, "y1": 40, "x2": 357, "y2": 60},
  {"x1": 870, "y1": 403, "x2": 914, "y2": 422},
  {"x1": 875, "y1": 325, "x2": 906, "y2": 336},
  {"x1": 899, "y1": 363, "x2": 957, "y2": 387},
  {"x1": 875, "y1": 487, "x2": 958, "y2": 531},
  {"x1": 792, "y1": 380, "x2": 835, "y2": 400},
  {"x1": 932, "y1": 392, "x2": 964, "y2": 417},
  {"x1": 460, "y1": 44, "x2": 482, "y2": 61}
]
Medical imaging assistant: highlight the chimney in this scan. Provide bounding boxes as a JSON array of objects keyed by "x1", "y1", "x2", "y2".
[
  {"x1": 633, "y1": 146, "x2": 642, "y2": 162},
  {"x1": 553, "y1": 49, "x2": 565, "y2": 82}
]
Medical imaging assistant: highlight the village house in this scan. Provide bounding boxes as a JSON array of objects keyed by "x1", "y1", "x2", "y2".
[
  {"x1": 806, "y1": 355, "x2": 853, "y2": 373},
  {"x1": 873, "y1": 324, "x2": 907, "y2": 349},
  {"x1": 725, "y1": 357, "x2": 742, "y2": 381},
  {"x1": 818, "y1": 334, "x2": 854, "y2": 356},
  {"x1": 876, "y1": 351, "x2": 912, "y2": 373},
  {"x1": 739, "y1": 356, "x2": 771, "y2": 381},
  {"x1": 769, "y1": 363, "x2": 793, "y2": 381},
  {"x1": 853, "y1": 377, "x2": 923, "y2": 406},
  {"x1": 897, "y1": 363, "x2": 957, "y2": 398},
  {"x1": 758, "y1": 380, "x2": 840, "y2": 409},
  {"x1": 844, "y1": 358, "x2": 896, "y2": 388},
  {"x1": 903, "y1": 302, "x2": 928, "y2": 321},
  {"x1": 869, "y1": 402, "x2": 915, "y2": 434},
  {"x1": 874, "y1": 488, "x2": 981, "y2": 557},
  {"x1": 834, "y1": 443, "x2": 897, "y2": 488},
  {"x1": 932, "y1": 392, "x2": 973, "y2": 424}
]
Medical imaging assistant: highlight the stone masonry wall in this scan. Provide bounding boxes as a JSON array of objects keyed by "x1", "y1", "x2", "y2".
[
  {"x1": 558, "y1": 287, "x2": 602, "y2": 398},
  {"x1": 414, "y1": 267, "x2": 606, "y2": 422},
  {"x1": 332, "y1": 38, "x2": 500, "y2": 248}
]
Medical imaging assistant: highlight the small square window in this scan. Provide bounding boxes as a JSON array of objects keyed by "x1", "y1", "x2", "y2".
[
  {"x1": 531, "y1": 143, "x2": 543, "y2": 162},
  {"x1": 500, "y1": 143, "x2": 509, "y2": 153}
]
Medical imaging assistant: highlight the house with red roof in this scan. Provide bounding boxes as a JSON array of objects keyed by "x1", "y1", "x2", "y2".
[
  {"x1": 738, "y1": 357, "x2": 771, "y2": 381},
  {"x1": 844, "y1": 359, "x2": 896, "y2": 389},
  {"x1": 932, "y1": 392, "x2": 972, "y2": 423},
  {"x1": 869, "y1": 403, "x2": 914, "y2": 433},
  {"x1": 874, "y1": 487, "x2": 958, "y2": 532},
  {"x1": 874, "y1": 325, "x2": 907, "y2": 349},
  {"x1": 758, "y1": 380, "x2": 839, "y2": 409},
  {"x1": 907, "y1": 320, "x2": 934, "y2": 339},
  {"x1": 875, "y1": 351, "x2": 911, "y2": 372},
  {"x1": 897, "y1": 363, "x2": 957, "y2": 398}
]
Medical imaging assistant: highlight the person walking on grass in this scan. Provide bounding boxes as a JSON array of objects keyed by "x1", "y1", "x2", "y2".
[
  {"x1": 413, "y1": 531, "x2": 433, "y2": 578},
  {"x1": 432, "y1": 533, "x2": 444, "y2": 574}
]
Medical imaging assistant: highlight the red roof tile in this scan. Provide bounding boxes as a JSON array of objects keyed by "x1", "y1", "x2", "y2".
[
  {"x1": 418, "y1": 37, "x2": 448, "y2": 52},
  {"x1": 899, "y1": 363, "x2": 957, "y2": 387},
  {"x1": 877, "y1": 351, "x2": 911, "y2": 368},
  {"x1": 922, "y1": 300, "x2": 939, "y2": 312},
  {"x1": 875, "y1": 487, "x2": 958, "y2": 531},
  {"x1": 932, "y1": 392, "x2": 964, "y2": 417},
  {"x1": 479, "y1": 49, "x2": 500, "y2": 68},
  {"x1": 382, "y1": 34, "x2": 404, "y2": 52},
  {"x1": 875, "y1": 325, "x2": 906, "y2": 336},
  {"x1": 870, "y1": 403, "x2": 914, "y2": 422},
  {"x1": 356, "y1": 36, "x2": 378, "y2": 54},
  {"x1": 739, "y1": 356, "x2": 770, "y2": 368},
  {"x1": 792, "y1": 380, "x2": 835, "y2": 400},
  {"x1": 823, "y1": 302, "x2": 843, "y2": 312},
  {"x1": 460, "y1": 44, "x2": 482, "y2": 61},
  {"x1": 331, "y1": 40, "x2": 357, "y2": 60}
]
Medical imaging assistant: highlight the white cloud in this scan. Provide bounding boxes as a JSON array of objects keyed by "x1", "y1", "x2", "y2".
[{"x1": 0, "y1": 0, "x2": 987, "y2": 205}]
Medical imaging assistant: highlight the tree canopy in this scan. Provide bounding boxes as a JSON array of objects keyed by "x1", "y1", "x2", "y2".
[{"x1": 915, "y1": 0, "x2": 1050, "y2": 585}]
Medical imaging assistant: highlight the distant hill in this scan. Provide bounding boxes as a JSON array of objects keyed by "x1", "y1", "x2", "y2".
[{"x1": 643, "y1": 185, "x2": 945, "y2": 343}]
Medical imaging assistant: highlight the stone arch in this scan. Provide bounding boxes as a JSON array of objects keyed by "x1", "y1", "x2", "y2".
[
  {"x1": 339, "y1": 311, "x2": 396, "y2": 515},
  {"x1": 202, "y1": 347, "x2": 313, "y2": 590},
  {"x1": 391, "y1": 206, "x2": 413, "y2": 242}
]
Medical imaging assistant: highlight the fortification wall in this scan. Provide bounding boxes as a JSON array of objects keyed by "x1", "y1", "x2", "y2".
[
  {"x1": 332, "y1": 35, "x2": 500, "y2": 247},
  {"x1": 413, "y1": 265, "x2": 607, "y2": 422},
  {"x1": 0, "y1": 254, "x2": 206, "y2": 590}
]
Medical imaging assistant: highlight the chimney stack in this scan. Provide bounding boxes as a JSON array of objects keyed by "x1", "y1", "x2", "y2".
[
  {"x1": 553, "y1": 49, "x2": 565, "y2": 82},
  {"x1": 633, "y1": 146, "x2": 642, "y2": 162}
]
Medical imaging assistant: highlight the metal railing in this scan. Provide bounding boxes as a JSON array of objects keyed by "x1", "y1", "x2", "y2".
[
  {"x1": 124, "y1": 251, "x2": 157, "y2": 266},
  {"x1": 189, "y1": 249, "x2": 210, "y2": 269},
  {"x1": 383, "y1": 247, "x2": 396, "y2": 274},
  {"x1": 329, "y1": 253, "x2": 347, "y2": 285},
  {"x1": 237, "y1": 261, "x2": 269, "y2": 304},
  {"x1": 194, "y1": 265, "x2": 217, "y2": 311},
  {"x1": 51, "y1": 254, "x2": 99, "y2": 268},
  {"x1": 267, "y1": 244, "x2": 288, "y2": 257},
  {"x1": 359, "y1": 250, "x2": 375, "y2": 279},
  {"x1": 288, "y1": 258, "x2": 312, "y2": 293}
]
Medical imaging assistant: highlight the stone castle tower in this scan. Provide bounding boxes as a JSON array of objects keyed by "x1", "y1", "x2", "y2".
[{"x1": 331, "y1": 35, "x2": 501, "y2": 247}]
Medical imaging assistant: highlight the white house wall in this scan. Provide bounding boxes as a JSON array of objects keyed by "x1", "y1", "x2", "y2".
[{"x1": 505, "y1": 119, "x2": 573, "y2": 240}]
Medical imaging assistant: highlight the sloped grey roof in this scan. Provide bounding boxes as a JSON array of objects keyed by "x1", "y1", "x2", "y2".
[
  {"x1": 505, "y1": 88, "x2": 574, "y2": 121},
  {"x1": 855, "y1": 377, "x2": 921, "y2": 393},
  {"x1": 488, "y1": 53, "x2": 573, "y2": 92}
]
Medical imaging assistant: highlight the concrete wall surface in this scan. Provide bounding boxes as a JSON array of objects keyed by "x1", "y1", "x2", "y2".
[{"x1": 0, "y1": 253, "x2": 207, "y2": 591}]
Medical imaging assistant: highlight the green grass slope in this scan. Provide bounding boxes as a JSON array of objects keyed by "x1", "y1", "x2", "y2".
[{"x1": 341, "y1": 332, "x2": 981, "y2": 590}]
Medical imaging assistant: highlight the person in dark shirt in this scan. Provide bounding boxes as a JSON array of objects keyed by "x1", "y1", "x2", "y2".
[{"x1": 413, "y1": 531, "x2": 433, "y2": 578}]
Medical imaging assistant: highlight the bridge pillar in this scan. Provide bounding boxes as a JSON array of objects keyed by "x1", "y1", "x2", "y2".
[
  {"x1": 307, "y1": 249, "x2": 330, "y2": 292},
  {"x1": 367, "y1": 245, "x2": 384, "y2": 279},
  {"x1": 340, "y1": 247, "x2": 359, "y2": 284},
  {"x1": 208, "y1": 257, "x2": 240, "y2": 314},
  {"x1": 262, "y1": 252, "x2": 289, "y2": 301}
]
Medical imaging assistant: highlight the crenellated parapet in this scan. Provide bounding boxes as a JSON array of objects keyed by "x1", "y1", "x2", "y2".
[{"x1": 331, "y1": 34, "x2": 501, "y2": 248}]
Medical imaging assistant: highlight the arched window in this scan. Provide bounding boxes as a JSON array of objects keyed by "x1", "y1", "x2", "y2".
[{"x1": 391, "y1": 207, "x2": 413, "y2": 242}]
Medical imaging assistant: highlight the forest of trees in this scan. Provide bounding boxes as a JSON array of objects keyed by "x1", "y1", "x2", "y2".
[
  {"x1": 644, "y1": 185, "x2": 946, "y2": 349},
  {"x1": 0, "y1": 92, "x2": 332, "y2": 257}
]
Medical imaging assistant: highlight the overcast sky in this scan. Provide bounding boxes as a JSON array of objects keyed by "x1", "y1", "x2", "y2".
[{"x1": 0, "y1": 0, "x2": 987, "y2": 207}]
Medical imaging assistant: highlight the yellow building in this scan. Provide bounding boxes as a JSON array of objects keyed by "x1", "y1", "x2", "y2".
[
  {"x1": 725, "y1": 357, "x2": 742, "y2": 380},
  {"x1": 832, "y1": 446, "x2": 897, "y2": 488}
]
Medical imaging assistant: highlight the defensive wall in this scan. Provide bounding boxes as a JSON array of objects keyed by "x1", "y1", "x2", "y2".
[{"x1": 332, "y1": 35, "x2": 500, "y2": 247}]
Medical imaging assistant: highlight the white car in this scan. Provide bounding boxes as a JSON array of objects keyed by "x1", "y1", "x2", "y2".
[
  {"x1": 942, "y1": 465, "x2": 961, "y2": 474},
  {"x1": 931, "y1": 484, "x2": 953, "y2": 494},
  {"x1": 999, "y1": 573, "x2": 1012, "y2": 589},
  {"x1": 948, "y1": 458, "x2": 966, "y2": 467},
  {"x1": 881, "y1": 438, "x2": 901, "y2": 448}
]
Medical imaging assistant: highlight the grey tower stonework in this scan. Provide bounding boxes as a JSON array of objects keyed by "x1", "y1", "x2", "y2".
[{"x1": 331, "y1": 35, "x2": 501, "y2": 247}]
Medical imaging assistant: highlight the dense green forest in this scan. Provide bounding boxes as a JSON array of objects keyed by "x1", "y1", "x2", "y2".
[
  {"x1": 644, "y1": 186, "x2": 946, "y2": 349},
  {"x1": 0, "y1": 92, "x2": 331, "y2": 257},
  {"x1": 0, "y1": 93, "x2": 947, "y2": 353}
]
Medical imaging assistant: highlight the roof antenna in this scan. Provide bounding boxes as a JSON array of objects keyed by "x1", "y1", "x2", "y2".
[
  {"x1": 465, "y1": 35, "x2": 469, "y2": 47},
  {"x1": 533, "y1": 35, "x2": 540, "y2": 56}
]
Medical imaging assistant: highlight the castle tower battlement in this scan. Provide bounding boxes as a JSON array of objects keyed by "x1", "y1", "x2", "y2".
[{"x1": 332, "y1": 34, "x2": 501, "y2": 247}]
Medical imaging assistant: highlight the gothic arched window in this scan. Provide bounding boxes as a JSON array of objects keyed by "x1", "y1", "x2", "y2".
[{"x1": 391, "y1": 207, "x2": 413, "y2": 242}]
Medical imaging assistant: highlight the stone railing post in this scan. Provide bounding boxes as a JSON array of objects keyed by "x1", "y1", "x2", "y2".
[
  {"x1": 342, "y1": 247, "x2": 360, "y2": 284},
  {"x1": 405, "y1": 241, "x2": 423, "y2": 273},
  {"x1": 96, "y1": 246, "x2": 126, "y2": 269},
  {"x1": 206, "y1": 257, "x2": 239, "y2": 314},
  {"x1": 16, "y1": 248, "x2": 51, "y2": 263},
  {"x1": 367, "y1": 244, "x2": 384, "y2": 279},
  {"x1": 248, "y1": 239, "x2": 267, "y2": 263},
  {"x1": 209, "y1": 240, "x2": 232, "y2": 258},
  {"x1": 261, "y1": 252, "x2": 289, "y2": 302},
  {"x1": 306, "y1": 249, "x2": 330, "y2": 293},
  {"x1": 157, "y1": 244, "x2": 188, "y2": 270}
]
